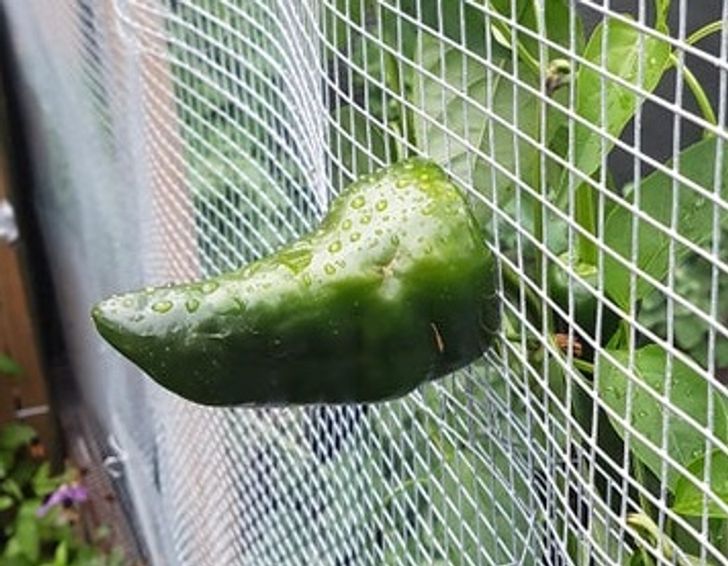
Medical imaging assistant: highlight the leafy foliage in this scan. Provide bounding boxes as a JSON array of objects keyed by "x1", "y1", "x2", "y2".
[
  {"x1": 329, "y1": 104, "x2": 387, "y2": 190},
  {"x1": 673, "y1": 450, "x2": 728, "y2": 518},
  {"x1": 0, "y1": 424, "x2": 36, "y2": 453},
  {"x1": 518, "y1": 0, "x2": 585, "y2": 58},
  {"x1": 0, "y1": 419, "x2": 122, "y2": 565},
  {"x1": 369, "y1": 366, "x2": 537, "y2": 564},
  {"x1": 600, "y1": 345, "x2": 728, "y2": 491},
  {"x1": 319, "y1": 1, "x2": 728, "y2": 563},
  {"x1": 639, "y1": 241, "x2": 728, "y2": 367},
  {"x1": 604, "y1": 137, "x2": 728, "y2": 308},
  {"x1": 561, "y1": 16, "x2": 671, "y2": 196},
  {"x1": 167, "y1": 1, "x2": 320, "y2": 273}
]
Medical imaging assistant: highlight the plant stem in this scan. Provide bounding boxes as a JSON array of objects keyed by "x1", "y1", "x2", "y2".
[
  {"x1": 501, "y1": 262, "x2": 543, "y2": 322},
  {"x1": 686, "y1": 20, "x2": 725, "y2": 47},
  {"x1": 667, "y1": 53, "x2": 718, "y2": 137},
  {"x1": 530, "y1": 0, "x2": 548, "y2": 329},
  {"x1": 486, "y1": 1, "x2": 541, "y2": 77},
  {"x1": 653, "y1": 0, "x2": 670, "y2": 33},
  {"x1": 387, "y1": 120, "x2": 401, "y2": 162},
  {"x1": 384, "y1": 50, "x2": 417, "y2": 152},
  {"x1": 572, "y1": 358, "x2": 595, "y2": 374},
  {"x1": 633, "y1": 461, "x2": 657, "y2": 525},
  {"x1": 516, "y1": 40, "x2": 541, "y2": 78},
  {"x1": 575, "y1": 183, "x2": 597, "y2": 265},
  {"x1": 533, "y1": 103, "x2": 544, "y2": 284},
  {"x1": 640, "y1": 548, "x2": 656, "y2": 566}
]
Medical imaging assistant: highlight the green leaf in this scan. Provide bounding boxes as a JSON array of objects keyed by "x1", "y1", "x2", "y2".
[
  {"x1": 2, "y1": 539, "x2": 33, "y2": 566},
  {"x1": 323, "y1": 0, "x2": 367, "y2": 50},
  {"x1": 0, "y1": 354, "x2": 21, "y2": 377},
  {"x1": 717, "y1": 339, "x2": 728, "y2": 367},
  {"x1": 627, "y1": 511, "x2": 705, "y2": 565},
  {"x1": 519, "y1": 0, "x2": 586, "y2": 57},
  {"x1": 0, "y1": 423, "x2": 36, "y2": 452},
  {"x1": 15, "y1": 505, "x2": 40, "y2": 563},
  {"x1": 426, "y1": 450, "x2": 536, "y2": 564},
  {"x1": 674, "y1": 316, "x2": 706, "y2": 351},
  {"x1": 560, "y1": 16, "x2": 671, "y2": 196},
  {"x1": 599, "y1": 345, "x2": 728, "y2": 491},
  {"x1": 10, "y1": 458, "x2": 39, "y2": 490},
  {"x1": 0, "y1": 494, "x2": 13, "y2": 510},
  {"x1": 32, "y1": 462, "x2": 65, "y2": 497},
  {"x1": 398, "y1": 0, "x2": 522, "y2": 59},
  {"x1": 373, "y1": 368, "x2": 538, "y2": 564},
  {"x1": 413, "y1": 34, "x2": 564, "y2": 223},
  {"x1": 0, "y1": 449, "x2": 14, "y2": 478},
  {"x1": 53, "y1": 541, "x2": 69, "y2": 566},
  {"x1": 603, "y1": 137, "x2": 728, "y2": 309},
  {"x1": 654, "y1": 0, "x2": 671, "y2": 33},
  {"x1": 490, "y1": 23, "x2": 512, "y2": 51},
  {"x1": 413, "y1": 33, "x2": 495, "y2": 188},
  {"x1": 626, "y1": 552, "x2": 648, "y2": 566},
  {"x1": 673, "y1": 450, "x2": 728, "y2": 518},
  {"x1": 330, "y1": 104, "x2": 387, "y2": 192},
  {"x1": 343, "y1": 0, "x2": 510, "y2": 124},
  {"x1": 473, "y1": 67, "x2": 566, "y2": 219},
  {"x1": 2, "y1": 478, "x2": 23, "y2": 500}
]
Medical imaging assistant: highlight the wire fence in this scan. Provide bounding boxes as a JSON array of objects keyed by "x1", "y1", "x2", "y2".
[{"x1": 3, "y1": 0, "x2": 728, "y2": 564}]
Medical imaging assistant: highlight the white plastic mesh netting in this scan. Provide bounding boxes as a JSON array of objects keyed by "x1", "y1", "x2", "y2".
[{"x1": 3, "y1": 1, "x2": 728, "y2": 564}]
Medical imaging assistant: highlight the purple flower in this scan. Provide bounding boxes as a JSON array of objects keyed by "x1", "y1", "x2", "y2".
[{"x1": 36, "y1": 483, "x2": 89, "y2": 517}]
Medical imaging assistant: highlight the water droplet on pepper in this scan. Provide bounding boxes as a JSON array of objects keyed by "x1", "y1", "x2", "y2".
[
  {"x1": 152, "y1": 301, "x2": 173, "y2": 313},
  {"x1": 202, "y1": 282, "x2": 219, "y2": 294}
]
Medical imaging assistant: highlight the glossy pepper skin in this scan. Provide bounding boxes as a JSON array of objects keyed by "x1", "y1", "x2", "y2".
[
  {"x1": 548, "y1": 252, "x2": 620, "y2": 357},
  {"x1": 92, "y1": 159, "x2": 499, "y2": 406}
]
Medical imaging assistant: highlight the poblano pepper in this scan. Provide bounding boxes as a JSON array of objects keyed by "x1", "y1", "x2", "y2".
[{"x1": 92, "y1": 159, "x2": 499, "y2": 405}]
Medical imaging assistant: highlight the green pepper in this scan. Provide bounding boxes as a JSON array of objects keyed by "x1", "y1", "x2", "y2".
[
  {"x1": 548, "y1": 252, "x2": 620, "y2": 356},
  {"x1": 92, "y1": 159, "x2": 499, "y2": 406}
]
